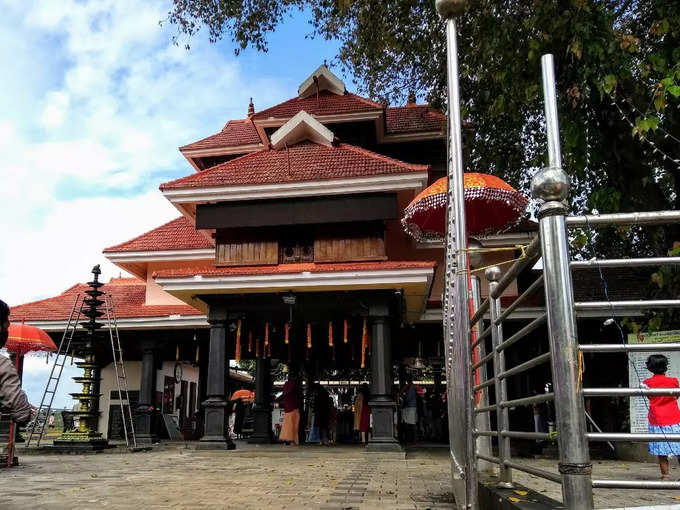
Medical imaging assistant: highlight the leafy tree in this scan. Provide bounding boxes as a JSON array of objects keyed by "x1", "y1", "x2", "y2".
[{"x1": 166, "y1": 1, "x2": 679, "y2": 254}]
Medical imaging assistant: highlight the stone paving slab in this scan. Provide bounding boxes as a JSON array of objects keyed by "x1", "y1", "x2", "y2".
[{"x1": 3, "y1": 444, "x2": 680, "y2": 509}]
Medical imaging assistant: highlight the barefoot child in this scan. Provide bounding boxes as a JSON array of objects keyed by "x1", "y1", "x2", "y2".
[{"x1": 644, "y1": 354, "x2": 680, "y2": 480}]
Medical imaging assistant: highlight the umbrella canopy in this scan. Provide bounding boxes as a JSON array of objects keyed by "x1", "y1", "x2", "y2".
[
  {"x1": 401, "y1": 174, "x2": 529, "y2": 242},
  {"x1": 231, "y1": 389, "x2": 254, "y2": 402},
  {"x1": 5, "y1": 323, "x2": 57, "y2": 357}
]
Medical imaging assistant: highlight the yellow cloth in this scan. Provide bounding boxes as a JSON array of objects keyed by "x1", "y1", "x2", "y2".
[{"x1": 279, "y1": 409, "x2": 300, "y2": 445}]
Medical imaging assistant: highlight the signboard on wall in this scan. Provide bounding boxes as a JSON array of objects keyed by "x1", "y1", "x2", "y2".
[{"x1": 628, "y1": 330, "x2": 680, "y2": 433}]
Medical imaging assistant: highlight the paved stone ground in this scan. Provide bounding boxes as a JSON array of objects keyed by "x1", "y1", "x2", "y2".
[{"x1": 3, "y1": 443, "x2": 680, "y2": 509}]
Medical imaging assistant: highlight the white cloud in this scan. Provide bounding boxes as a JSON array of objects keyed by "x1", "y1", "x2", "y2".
[{"x1": 0, "y1": 0, "x2": 287, "y2": 309}]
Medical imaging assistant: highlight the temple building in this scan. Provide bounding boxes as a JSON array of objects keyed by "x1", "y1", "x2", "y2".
[{"x1": 10, "y1": 65, "x2": 644, "y2": 450}]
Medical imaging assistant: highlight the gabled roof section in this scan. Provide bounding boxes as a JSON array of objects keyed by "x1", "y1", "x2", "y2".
[
  {"x1": 270, "y1": 111, "x2": 335, "y2": 150},
  {"x1": 160, "y1": 141, "x2": 429, "y2": 191},
  {"x1": 103, "y1": 217, "x2": 214, "y2": 253},
  {"x1": 385, "y1": 105, "x2": 446, "y2": 135},
  {"x1": 298, "y1": 64, "x2": 346, "y2": 98},
  {"x1": 10, "y1": 278, "x2": 202, "y2": 322},
  {"x1": 252, "y1": 91, "x2": 383, "y2": 120},
  {"x1": 179, "y1": 119, "x2": 263, "y2": 152}
]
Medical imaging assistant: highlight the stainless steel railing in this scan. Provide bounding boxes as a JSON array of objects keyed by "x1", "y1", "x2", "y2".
[{"x1": 463, "y1": 53, "x2": 680, "y2": 508}]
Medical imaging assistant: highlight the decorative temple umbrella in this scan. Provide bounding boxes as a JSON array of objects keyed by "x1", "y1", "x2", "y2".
[
  {"x1": 401, "y1": 173, "x2": 529, "y2": 242},
  {"x1": 4, "y1": 323, "x2": 57, "y2": 467},
  {"x1": 401, "y1": 173, "x2": 529, "y2": 406}
]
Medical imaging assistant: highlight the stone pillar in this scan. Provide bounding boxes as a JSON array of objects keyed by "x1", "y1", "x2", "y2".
[
  {"x1": 249, "y1": 356, "x2": 273, "y2": 443},
  {"x1": 367, "y1": 303, "x2": 400, "y2": 451},
  {"x1": 136, "y1": 344, "x2": 157, "y2": 443},
  {"x1": 198, "y1": 304, "x2": 235, "y2": 449}
]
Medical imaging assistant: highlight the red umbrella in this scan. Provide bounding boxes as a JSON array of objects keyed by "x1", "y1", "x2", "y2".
[
  {"x1": 4, "y1": 323, "x2": 57, "y2": 467},
  {"x1": 401, "y1": 174, "x2": 529, "y2": 242},
  {"x1": 6, "y1": 323, "x2": 57, "y2": 357},
  {"x1": 402, "y1": 174, "x2": 529, "y2": 404},
  {"x1": 231, "y1": 389, "x2": 254, "y2": 402}
]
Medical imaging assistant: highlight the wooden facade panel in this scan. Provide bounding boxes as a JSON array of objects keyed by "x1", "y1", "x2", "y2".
[
  {"x1": 216, "y1": 236, "x2": 278, "y2": 267},
  {"x1": 314, "y1": 235, "x2": 387, "y2": 263}
]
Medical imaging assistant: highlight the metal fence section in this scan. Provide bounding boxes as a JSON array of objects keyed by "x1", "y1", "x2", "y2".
[{"x1": 464, "y1": 54, "x2": 680, "y2": 508}]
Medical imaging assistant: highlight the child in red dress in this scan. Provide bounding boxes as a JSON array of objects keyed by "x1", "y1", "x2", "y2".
[{"x1": 644, "y1": 354, "x2": 680, "y2": 480}]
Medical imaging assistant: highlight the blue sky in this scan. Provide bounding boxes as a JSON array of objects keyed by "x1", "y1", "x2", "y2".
[{"x1": 0, "y1": 0, "x2": 350, "y2": 407}]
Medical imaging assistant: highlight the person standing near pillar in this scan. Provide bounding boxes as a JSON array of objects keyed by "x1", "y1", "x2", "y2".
[
  {"x1": 358, "y1": 383, "x2": 371, "y2": 444},
  {"x1": 279, "y1": 374, "x2": 301, "y2": 445}
]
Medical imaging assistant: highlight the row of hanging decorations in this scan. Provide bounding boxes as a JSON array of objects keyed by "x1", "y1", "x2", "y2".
[{"x1": 219, "y1": 319, "x2": 372, "y2": 368}]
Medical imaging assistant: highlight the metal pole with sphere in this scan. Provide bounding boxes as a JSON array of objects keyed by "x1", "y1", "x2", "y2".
[
  {"x1": 435, "y1": 0, "x2": 477, "y2": 508},
  {"x1": 532, "y1": 54, "x2": 594, "y2": 509}
]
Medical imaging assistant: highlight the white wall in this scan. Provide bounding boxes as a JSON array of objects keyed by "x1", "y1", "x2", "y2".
[{"x1": 97, "y1": 360, "x2": 199, "y2": 439}]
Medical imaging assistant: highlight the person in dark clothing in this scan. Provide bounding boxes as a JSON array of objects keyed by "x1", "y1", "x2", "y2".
[
  {"x1": 0, "y1": 299, "x2": 35, "y2": 463},
  {"x1": 311, "y1": 383, "x2": 330, "y2": 445}
]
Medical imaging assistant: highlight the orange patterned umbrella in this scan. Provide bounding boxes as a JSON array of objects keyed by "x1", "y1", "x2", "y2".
[
  {"x1": 6, "y1": 323, "x2": 57, "y2": 357},
  {"x1": 402, "y1": 174, "x2": 529, "y2": 241}
]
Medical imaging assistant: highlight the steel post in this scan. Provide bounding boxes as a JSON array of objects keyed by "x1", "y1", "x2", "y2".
[
  {"x1": 485, "y1": 267, "x2": 512, "y2": 487},
  {"x1": 531, "y1": 54, "x2": 593, "y2": 509},
  {"x1": 437, "y1": 0, "x2": 476, "y2": 506},
  {"x1": 471, "y1": 276, "x2": 494, "y2": 475}
]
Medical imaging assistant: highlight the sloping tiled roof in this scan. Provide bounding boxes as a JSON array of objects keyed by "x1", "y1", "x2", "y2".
[
  {"x1": 385, "y1": 106, "x2": 446, "y2": 135},
  {"x1": 103, "y1": 217, "x2": 214, "y2": 253},
  {"x1": 179, "y1": 119, "x2": 262, "y2": 152},
  {"x1": 154, "y1": 261, "x2": 436, "y2": 279},
  {"x1": 10, "y1": 278, "x2": 202, "y2": 322},
  {"x1": 252, "y1": 91, "x2": 383, "y2": 120},
  {"x1": 160, "y1": 141, "x2": 428, "y2": 190}
]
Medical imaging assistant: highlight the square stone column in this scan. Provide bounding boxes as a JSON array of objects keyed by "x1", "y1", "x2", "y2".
[
  {"x1": 249, "y1": 356, "x2": 273, "y2": 443},
  {"x1": 135, "y1": 343, "x2": 158, "y2": 444},
  {"x1": 198, "y1": 304, "x2": 235, "y2": 450},
  {"x1": 367, "y1": 302, "x2": 401, "y2": 452}
]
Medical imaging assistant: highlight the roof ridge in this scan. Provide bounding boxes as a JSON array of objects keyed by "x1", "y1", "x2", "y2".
[
  {"x1": 103, "y1": 216, "x2": 188, "y2": 253},
  {"x1": 347, "y1": 92, "x2": 384, "y2": 110}
]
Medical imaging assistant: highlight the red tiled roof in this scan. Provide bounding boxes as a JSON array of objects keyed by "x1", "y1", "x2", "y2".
[
  {"x1": 385, "y1": 106, "x2": 446, "y2": 135},
  {"x1": 180, "y1": 119, "x2": 262, "y2": 152},
  {"x1": 252, "y1": 91, "x2": 383, "y2": 120},
  {"x1": 103, "y1": 217, "x2": 214, "y2": 253},
  {"x1": 160, "y1": 141, "x2": 428, "y2": 191},
  {"x1": 10, "y1": 278, "x2": 202, "y2": 322},
  {"x1": 154, "y1": 261, "x2": 436, "y2": 279}
]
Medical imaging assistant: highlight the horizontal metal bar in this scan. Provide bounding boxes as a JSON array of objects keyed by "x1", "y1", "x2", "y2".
[
  {"x1": 567, "y1": 210, "x2": 680, "y2": 228},
  {"x1": 471, "y1": 351, "x2": 494, "y2": 371},
  {"x1": 592, "y1": 479, "x2": 680, "y2": 489},
  {"x1": 490, "y1": 237, "x2": 542, "y2": 300},
  {"x1": 498, "y1": 352, "x2": 551, "y2": 380},
  {"x1": 473, "y1": 430, "x2": 498, "y2": 437},
  {"x1": 501, "y1": 431, "x2": 551, "y2": 440},
  {"x1": 476, "y1": 453, "x2": 501, "y2": 465},
  {"x1": 575, "y1": 300, "x2": 680, "y2": 311},
  {"x1": 471, "y1": 324, "x2": 492, "y2": 349},
  {"x1": 470, "y1": 299, "x2": 489, "y2": 327},
  {"x1": 583, "y1": 387, "x2": 680, "y2": 397},
  {"x1": 501, "y1": 392, "x2": 554, "y2": 408},
  {"x1": 571, "y1": 257, "x2": 680, "y2": 269},
  {"x1": 474, "y1": 404, "x2": 496, "y2": 414},
  {"x1": 503, "y1": 460, "x2": 561, "y2": 484},
  {"x1": 473, "y1": 378, "x2": 495, "y2": 392},
  {"x1": 495, "y1": 275, "x2": 544, "y2": 325},
  {"x1": 496, "y1": 314, "x2": 547, "y2": 353},
  {"x1": 588, "y1": 432, "x2": 680, "y2": 442},
  {"x1": 580, "y1": 342, "x2": 680, "y2": 353}
]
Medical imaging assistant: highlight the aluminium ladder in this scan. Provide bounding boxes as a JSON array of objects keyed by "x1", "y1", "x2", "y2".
[
  {"x1": 26, "y1": 295, "x2": 84, "y2": 447},
  {"x1": 104, "y1": 294, "x2": 137, "y2": 448}
]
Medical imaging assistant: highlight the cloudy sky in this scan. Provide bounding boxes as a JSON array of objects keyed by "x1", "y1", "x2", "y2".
[{"x1": 0, "y1": 0, "x2": 343, "y2": 407}]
